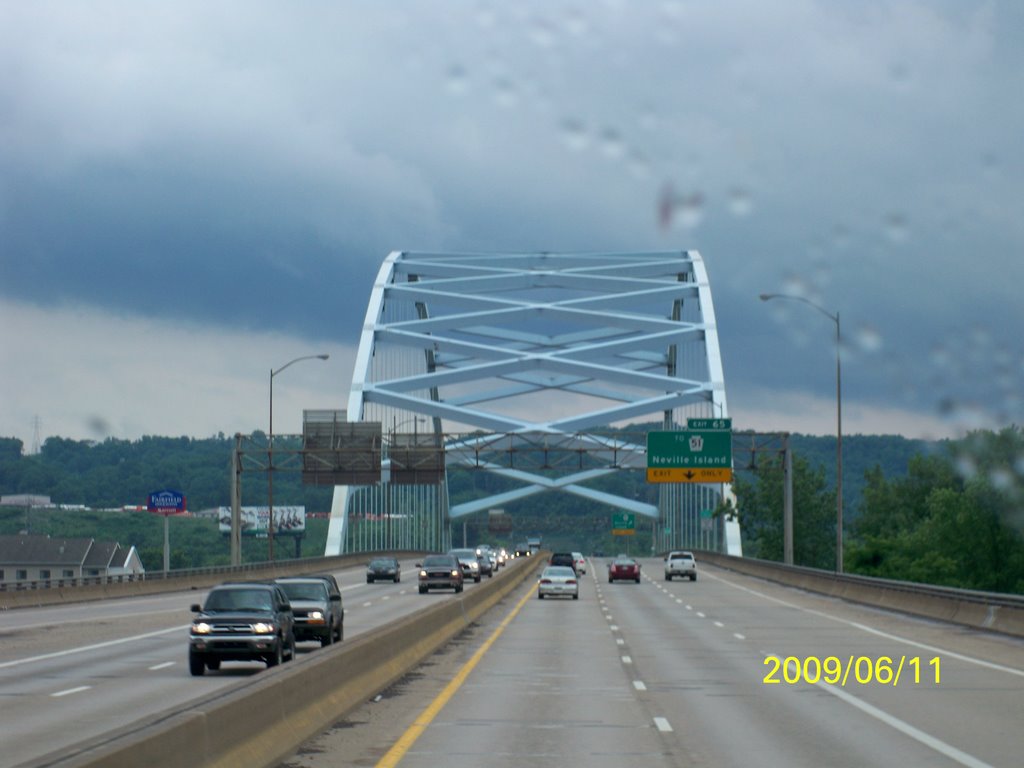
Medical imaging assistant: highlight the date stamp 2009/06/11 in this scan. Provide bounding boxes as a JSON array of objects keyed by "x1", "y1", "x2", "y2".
[{"x1": 763, "y1": 655, "x2": 941, "y2": 687}]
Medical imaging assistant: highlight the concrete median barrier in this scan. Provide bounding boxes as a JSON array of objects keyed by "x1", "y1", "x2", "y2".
[{"x1": 27, "y1": 553, "x2": 540, "y2": 768}]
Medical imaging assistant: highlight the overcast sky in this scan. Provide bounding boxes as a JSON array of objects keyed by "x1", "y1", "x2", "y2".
[{"x1": 2, "y1": 1, "x2": 1022, "y2": 451}]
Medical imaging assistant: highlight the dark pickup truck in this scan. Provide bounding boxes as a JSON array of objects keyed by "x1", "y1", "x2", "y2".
[
  {"x1": 549, "y1": 552, "x2": 578, "y2": 573},
  {"x1": 188, "y1": 581, "x2": 296, "y2": 675}
]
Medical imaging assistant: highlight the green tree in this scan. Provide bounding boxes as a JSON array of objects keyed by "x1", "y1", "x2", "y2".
[
  {"x1": 847, "y1": 442, "x2": 1024, "y2": 593},
  {"x1": 732, "y1": 454, "x2": 836, "y2": 569}
]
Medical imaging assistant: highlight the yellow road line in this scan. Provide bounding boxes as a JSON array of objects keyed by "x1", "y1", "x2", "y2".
[{"x1": 375, "y1": 582, "x2": 537, "y2": 767}]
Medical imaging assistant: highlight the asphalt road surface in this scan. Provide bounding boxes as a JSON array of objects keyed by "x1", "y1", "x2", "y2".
[
  {"x1": 0, "y1": 558, "x2": 477, "y2": 768},
  {"x1": 278, "y1": 558, "x2": 1024, "y2": 768}
]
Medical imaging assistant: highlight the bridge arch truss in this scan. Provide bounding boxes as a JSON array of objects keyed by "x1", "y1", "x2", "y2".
[{"x1": 325, "y1": 250, "x2": 741, "y2": 556}]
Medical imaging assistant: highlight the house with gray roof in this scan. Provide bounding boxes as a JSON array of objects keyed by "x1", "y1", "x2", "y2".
[{"x1": 0, "y1": 534, "x2": 145, "y2": 588}]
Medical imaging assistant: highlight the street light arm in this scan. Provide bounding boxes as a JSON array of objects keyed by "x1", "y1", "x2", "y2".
[
  {"x1": 272, "y1": 353, "x2": 330, "y2": 379},
  {"x1": 759, "y1": 293, "x2": 837, "y2": 324}
]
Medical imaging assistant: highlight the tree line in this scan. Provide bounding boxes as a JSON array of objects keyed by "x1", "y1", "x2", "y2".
[
  {"x1": 731, "y1": 427, "x2": 1024, "y2": 594},
  {"x1": 2, "y1": 428, "x2": 1022, "y2": 593}
]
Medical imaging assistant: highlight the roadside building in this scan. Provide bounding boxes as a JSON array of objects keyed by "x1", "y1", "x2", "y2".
[
  {"x1": 0, "y1": 494, "x2": 53, "y2": 508},
  {"x1": 0, "y1": 534, "x2": 145, "y2": 588}
]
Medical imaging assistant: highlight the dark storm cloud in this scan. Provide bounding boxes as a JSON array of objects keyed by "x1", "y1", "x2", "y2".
[{"x1": 2, "y1": 1, "x2": 1023, "y2": 444}]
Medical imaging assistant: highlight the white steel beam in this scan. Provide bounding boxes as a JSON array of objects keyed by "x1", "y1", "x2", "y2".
[{"x1": 327, "y1": 250, "x2": 742, "y2": 557}]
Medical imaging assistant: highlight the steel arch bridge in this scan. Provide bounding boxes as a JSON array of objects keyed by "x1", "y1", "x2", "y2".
[{"x1": 324, "y1": 250, "x2": 742, "y2": 557}]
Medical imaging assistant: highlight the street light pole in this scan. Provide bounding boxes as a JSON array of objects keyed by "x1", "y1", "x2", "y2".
[
  {"x1": 268, "y1": 353, "x2": 329, "y2": 561},
  {"x1": 759, "y1": 293, "x2": 843, "y2": 573}
]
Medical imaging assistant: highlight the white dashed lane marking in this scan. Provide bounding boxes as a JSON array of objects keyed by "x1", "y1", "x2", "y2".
[{"x1": 51, "y1": 686, "x2": 90, "y2": 698}]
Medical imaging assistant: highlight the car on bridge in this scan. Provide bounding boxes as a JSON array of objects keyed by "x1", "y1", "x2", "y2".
[
  {"x1": 418, "y1": 554, "x2": 464, "y2": 593},
  {"x1": 366, "y1": 556, "x2": 402, "y2": 583},
  {"x1": 608, "y1": 556, "x2": 641, "y2": 583},
  {"x1": 572, "y1": 551, "x2": 587, "y2": 575},
  {"x1": 449, "y1": 548, "x2": 484, "y2": 581},
  {"x1": 664, "y1": 551, "x2": 697, "y2": 581},
  {"x1": 549, "y1": 552, "x2": 578, "y2": 573},
  {"x1": 274, "y1": 576, "x2": 344, "y2": 646},
  {"x1": 188, "y1": 581, "x2": 296, "y2": 675},
  {"x1": 538, "y1": 565, "x2": 579, "y2": 599},
  {"x1": 476, "y1": 544, "x2": 500, "y2": 571}
]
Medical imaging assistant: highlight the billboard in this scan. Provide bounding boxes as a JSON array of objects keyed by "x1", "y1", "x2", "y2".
[
  {"x1": 147, "y1": 489, "x2": 187, "y2": 515},
  {"x1": 218, "y1": 506, "x2": 306, "y2": 536}
]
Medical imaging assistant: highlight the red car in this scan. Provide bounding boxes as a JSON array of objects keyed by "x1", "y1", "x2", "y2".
[{"x1": 608, "y1": 556, "x2": 641, "y2": 583}]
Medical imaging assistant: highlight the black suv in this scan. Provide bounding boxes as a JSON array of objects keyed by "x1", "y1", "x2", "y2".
[
  {"x1": 366, "y1": 557, "x2": 402, "y2": 583},
  {"x1": 275, "y1": 576, "x2": 344, "y2": 646},
  {"x1": 549, "y1": 552, "x2": 578, "y2": 573},
  {"x1": 189, "y1": 581, "x2": 296, "y2": 675}
]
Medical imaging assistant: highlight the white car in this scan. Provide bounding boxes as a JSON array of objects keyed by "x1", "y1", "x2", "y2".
[
  {"x1": 537, "y1": 566, "x2": 579, "y2": 599},
  {"x1": 665, "y1": 551, "x2": 697, "y2": 581},
  {"x1": 572, "y1": 551, "x2": 587, "y2": 575}
]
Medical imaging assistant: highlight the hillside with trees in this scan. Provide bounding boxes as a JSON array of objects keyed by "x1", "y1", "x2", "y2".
[
  {"x1": 732, "y1": 427, "x2": 1024, "y2": 594},
  {"x1": 1, "y1": 427, "x2": 1022, "y2": 593}
]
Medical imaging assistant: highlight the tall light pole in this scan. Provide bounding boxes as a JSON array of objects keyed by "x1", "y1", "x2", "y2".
[
  {"x1": 759, "y1": 293, "x2": 843, "y2": 573},
  {"x1": 268, "y1": 353, "x2": 329, "y2": 561}
]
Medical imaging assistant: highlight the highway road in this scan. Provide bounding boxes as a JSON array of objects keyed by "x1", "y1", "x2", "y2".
[
  {"x1": 0, "y1": 558, "x2": 486, "y2": 768},
  {"x1": 280, "y1": 558, "x2": 1024, "y2": 768}
]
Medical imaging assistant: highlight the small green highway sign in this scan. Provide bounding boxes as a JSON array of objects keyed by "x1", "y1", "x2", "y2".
[
  {"x1": 686, "y1": 418, "x2": 732, "y2": 430},
  {"x1": 612, "y1": 512, "x2": 635, "y2": 535}
]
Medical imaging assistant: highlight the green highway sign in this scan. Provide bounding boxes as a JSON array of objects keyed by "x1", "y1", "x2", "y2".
[
  {"x1": 686, "y1": 418, "x2": 731, "y2": 430},
  {"x1": 647, "y1": 426, "x2": 733, "y2": 483},
  {"x1": 612, "y1": 512, "x2": 635, "y2": 535}
]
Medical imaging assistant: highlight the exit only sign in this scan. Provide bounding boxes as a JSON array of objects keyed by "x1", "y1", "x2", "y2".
[{"x1": 647, "y1": 420, "x2": 733, "y2": 483}]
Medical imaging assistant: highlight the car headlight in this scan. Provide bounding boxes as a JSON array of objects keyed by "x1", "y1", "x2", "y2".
[
  {"x1": 419, "y1": 570, "x2": 428, "y2": 578},
  {"x1": 191, "y1": 621, "x2": 212, "y2": 635},
  {"x1": 252, "y1": 622, "x2": 275, "y2": 634},
  {"x1": 451, "y1": 569, "x2": 460, "y2": 577},
  {"x1": 308, "y1": 610, "x2": 324, "y2": 621}
]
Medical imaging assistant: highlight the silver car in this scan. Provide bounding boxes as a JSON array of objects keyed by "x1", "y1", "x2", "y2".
[
  {"x1": 448, "y1": 548, "x2": 483, "y2": 582},
  {"x1": 538, "y1": 565, "x2": 579, "y2": 600}
]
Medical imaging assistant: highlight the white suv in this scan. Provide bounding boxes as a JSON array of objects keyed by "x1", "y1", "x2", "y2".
[{"x1": 664, "y1": 551, "x2": 697, "y2": 581}]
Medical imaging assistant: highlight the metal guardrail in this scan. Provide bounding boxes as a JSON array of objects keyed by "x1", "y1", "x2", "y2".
[
  {"x1": 693, "y1": 550, "x2": 1024, "y2": 637},
  {"x1": 0, "y1": 551, "x2": 429, "y2": 610},
  {"x1": 0, "y1": 563, "x2": 266, "y2": 592}
]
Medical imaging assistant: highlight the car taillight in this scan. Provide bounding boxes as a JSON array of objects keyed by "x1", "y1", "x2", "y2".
[
  {"x1": 567, "y1": 579, "x2": 577, "y2": 585},
  {"x1": 540, "y1": 579, "x2": 552, "y2": 584}
]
